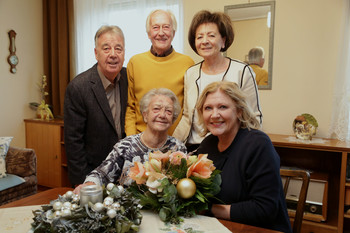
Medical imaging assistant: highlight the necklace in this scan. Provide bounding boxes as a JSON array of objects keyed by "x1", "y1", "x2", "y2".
[{"x1": 140, "y1": 133, "x2": 167, "y2": 150}]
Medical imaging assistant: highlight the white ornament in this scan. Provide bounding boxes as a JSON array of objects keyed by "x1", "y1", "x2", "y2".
[
  {"x1": 93, "y1": 202, "x2": 104, "y2": 212},
  {"x1": 111, "y1": 202, "x2": 120, "y2": 210},
  {"x1": 54, "y1": 210, "x2": 62, "y2": 217},
  {"x1": 53, "y1": 201, "x2": 63, "y2": 211},
  {"x1": 103, "y1": 197, "x2": 114, "y2": 207},
  {"x1": 107, "y1": 209, "x2": 117, "y2": 218},
  {"x1": 63, "y1": 202, "x2": 72, "y2": 209},
  {"x1": 71, "y1": 203, "x2": 79, "y2": 210},
  {"x1": 72, "y1": 196, "x2": 79, "y2": 203},
  {"x1": 61, "y1": 209, "x2": 72, "y2": 217},
  {"x1": 106, "y1": 183, "x2": 115, "y2": 191},
  {"x1": 65, "y1": 191, "x2": 74, "y2": 199}
]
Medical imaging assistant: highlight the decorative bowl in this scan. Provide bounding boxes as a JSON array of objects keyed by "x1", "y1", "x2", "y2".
[{"x1": 293, "y1": 113, "x2": 318, "y2": 140}]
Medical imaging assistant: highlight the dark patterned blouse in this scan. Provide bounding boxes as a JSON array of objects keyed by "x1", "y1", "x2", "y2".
[{"x1": 84, "y1": 133, "x2": 186, "y2": 186}]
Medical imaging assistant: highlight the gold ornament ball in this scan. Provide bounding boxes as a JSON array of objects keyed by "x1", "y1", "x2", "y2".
[{"x1": 176, "y1": 178, "x2": 196, "y2": 199}]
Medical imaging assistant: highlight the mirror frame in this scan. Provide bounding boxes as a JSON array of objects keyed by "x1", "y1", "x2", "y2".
[{"x1": 224, "y1": 1, "x2": 275, "y2": 90}]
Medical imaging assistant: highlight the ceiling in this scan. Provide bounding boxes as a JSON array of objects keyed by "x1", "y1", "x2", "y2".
[{"x1": 227, "y1": 5, "x2": 270, "y2": 21}]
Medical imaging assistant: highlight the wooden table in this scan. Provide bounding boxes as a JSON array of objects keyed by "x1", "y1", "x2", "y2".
[{"x1": 0, "y1": 188, "x2": 281, "y2": 233}]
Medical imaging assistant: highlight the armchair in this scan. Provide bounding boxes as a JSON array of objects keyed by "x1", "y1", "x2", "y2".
[{"x1": 0, "y1": 146, "x2": 37, "y2": 205}]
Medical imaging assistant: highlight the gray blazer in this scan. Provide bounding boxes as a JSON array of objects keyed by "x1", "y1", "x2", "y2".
[{"x1": 64, "y1": 64, "x2": 128, "y2": 185}]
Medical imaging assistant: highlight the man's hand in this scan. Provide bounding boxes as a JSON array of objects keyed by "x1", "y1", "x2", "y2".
[{"x1": 73, "y1": 181, "x2": 96, "y2": 195}]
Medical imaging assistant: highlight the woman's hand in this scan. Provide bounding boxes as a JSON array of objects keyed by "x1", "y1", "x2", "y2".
[
  {"x1": 211, "y1": 204, "x2": 231, "y2": 220},
  {"x1": 73, "y1": 181, "x2": 96, "y2": 195}
]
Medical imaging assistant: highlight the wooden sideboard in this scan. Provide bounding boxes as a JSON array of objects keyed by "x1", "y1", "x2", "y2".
[
  {"x1": 24, "y1": 119, "x2": 70, "y2": 188},
  {"x1": 268, "y1": 134, "x2": 350, "y2": 233}
]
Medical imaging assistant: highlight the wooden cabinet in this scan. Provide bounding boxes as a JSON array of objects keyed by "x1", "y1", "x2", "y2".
[
  {"x1": 24, "y1": 119, "x2": 70, "y2": 188},
  {"x1": 268, "y1": 134, "x2": 350, "y2": 233}
]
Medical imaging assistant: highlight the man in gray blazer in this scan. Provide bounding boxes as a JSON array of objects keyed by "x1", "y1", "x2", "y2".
[{"x1": 64, "y1": 25, "x2": 128, "y2": 186}]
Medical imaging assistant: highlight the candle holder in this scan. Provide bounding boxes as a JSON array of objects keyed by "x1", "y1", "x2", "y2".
[{"x1": 79, "y1": 185, "x2": 103, "y2": 206}]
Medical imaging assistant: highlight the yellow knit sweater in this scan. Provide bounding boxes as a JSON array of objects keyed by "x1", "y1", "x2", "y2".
[
  {"x1": 126, "y1": 50, "x2": 194, "y2": 136},
  {"x1": 250, "y1": 64, "x2": 268, "y2": 85}
]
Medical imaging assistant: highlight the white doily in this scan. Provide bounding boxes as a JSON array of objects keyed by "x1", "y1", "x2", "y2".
[{"x1": 285, "y1": 136, "x2": 326, "y2": 144}]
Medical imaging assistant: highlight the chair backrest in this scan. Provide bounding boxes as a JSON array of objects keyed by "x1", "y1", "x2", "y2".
[{"x1": 280, "y1": 169, "x2": 310, "y2": 233}]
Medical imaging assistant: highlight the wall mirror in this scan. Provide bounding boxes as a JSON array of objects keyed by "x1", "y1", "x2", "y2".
[{"x1": 224, "y1": 1, "x2": 275, "y2": 90}]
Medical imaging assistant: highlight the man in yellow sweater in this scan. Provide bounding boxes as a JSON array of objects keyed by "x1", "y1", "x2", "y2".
[
  {"x1": 126, "y1": 9, "x2": 194, "y2": 136},
  {"x1": 248, "y1": 46, "x2": 268, "y2": 86}
]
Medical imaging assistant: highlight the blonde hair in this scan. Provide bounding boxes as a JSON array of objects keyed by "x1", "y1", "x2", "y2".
[{"x1": 196, "y1": 81, "x2": 260, "y2": 136}]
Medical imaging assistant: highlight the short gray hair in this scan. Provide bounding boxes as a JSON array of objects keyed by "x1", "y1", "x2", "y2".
[
  {"x1": 248, "y1": 46, "x2": 265, "y2": 64},
  {"x1": 146, "y1": 9, "x2": 177, "y2": 34},
  {"x1": 94, "y1": 25, "x2": 125, "y2": 47},
  {"x1": 140, "y1": 88, "x2": 181, "y2": 123}
]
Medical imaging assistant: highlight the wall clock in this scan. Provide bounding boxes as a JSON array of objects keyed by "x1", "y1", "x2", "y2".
[{"x1": 7, "y1": 30, "x2": 18, "y2": 74}]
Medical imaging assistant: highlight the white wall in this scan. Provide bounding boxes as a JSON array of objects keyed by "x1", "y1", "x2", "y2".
[
  {"x1": 0, "y1": 0, "x2": 43, "y2": 147},
  {"x1": 0, "y1": 0, "x2": 346, "y2": 148},
  {"x1": 183, "y1": 0, "x2": 345, "y2": 138}
]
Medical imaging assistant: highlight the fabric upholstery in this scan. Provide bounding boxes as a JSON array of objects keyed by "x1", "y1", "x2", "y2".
[
  {"x1": 6, "y1": 147, "x2": 36, "y2": 177},
  {"x1": 0, "y1": 146, "x2": 37, "y2": 206},
  {"x1": 0, "y1": 174, "x2": 25, "y2": 191},
  {"x1": 0, "y1": 137, "x2": 13, "y2": 178}
]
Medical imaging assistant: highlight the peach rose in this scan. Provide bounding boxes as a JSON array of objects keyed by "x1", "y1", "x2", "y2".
[
  {"x1": 149, "y1": 151, "x2": 170, "y2": 164},
  {"x1": 129, "y1": 161, "x2": 147, "y2": 184},
  {"x1": 145, "y1": 158, "x2": 162, "y2": 173},
  {"x1": 186, "y1": 154, "x2": 215, "y2": 179},
  {"x1": 169, "y1": 151, "x2": 187, "y2": 165},
  {"x1": 186, "y1": 155, "x2": 198, "y2": 166}
]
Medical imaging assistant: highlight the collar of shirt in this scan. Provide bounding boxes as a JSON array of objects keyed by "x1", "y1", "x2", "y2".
[
  {"x1": 97, "y1": 66, "x2": 120, "y2": 91},
  {"x1": 150, "y1": 45, "x2": 173, "y2": 57}
]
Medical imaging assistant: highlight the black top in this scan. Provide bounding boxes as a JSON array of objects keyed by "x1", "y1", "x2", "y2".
[{"x1": 198, "y1": 128, "x2": 292, "y2": 233}]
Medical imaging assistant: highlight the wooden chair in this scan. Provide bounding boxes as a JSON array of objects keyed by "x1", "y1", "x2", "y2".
[{"x1": 280, "y1": 169, "x2": 310, "y2": 233}]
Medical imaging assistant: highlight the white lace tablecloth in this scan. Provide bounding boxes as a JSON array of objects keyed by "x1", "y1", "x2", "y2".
[{"x1": 0, "y1": 205, "x2": 231, "y2": 233}]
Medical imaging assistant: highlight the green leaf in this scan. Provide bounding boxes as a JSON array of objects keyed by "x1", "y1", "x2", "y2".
[
  {"x1": 169, "y1": 159, "x2": 188, "y2": 179},
  {"x1": 161, "y1": 182, "x2": 177, "y2": 203},
  {"x1": 159, "y1": 207, "x2": 171, "y2": 222},
  {"x1": 195, "y1": 190, "x2": 207, "y2": 203}
]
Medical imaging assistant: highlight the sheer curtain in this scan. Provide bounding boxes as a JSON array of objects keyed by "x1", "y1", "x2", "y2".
[
  {"x1": 74, "y1": 0, "x2": 182, "y2": 75},
  {"x1": 329, "y1": 0, "x2": 350, "y2": 141}
]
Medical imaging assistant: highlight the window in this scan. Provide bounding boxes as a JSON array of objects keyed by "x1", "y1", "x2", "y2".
[{"x1": 74, "y1": 0, "x2": 182, "y2": 75}]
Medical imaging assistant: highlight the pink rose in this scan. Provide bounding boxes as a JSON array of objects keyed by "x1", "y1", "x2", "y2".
[{"x1": 169, "y1": 151, "x2": 187, "y2": 165}]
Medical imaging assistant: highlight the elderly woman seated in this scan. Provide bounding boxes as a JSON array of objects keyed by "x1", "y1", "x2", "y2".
[{"x1": 74, "y1": 88, "x2": 186, "y2": 194}]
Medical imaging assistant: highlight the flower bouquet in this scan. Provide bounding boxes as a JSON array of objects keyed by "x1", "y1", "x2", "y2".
[
  {"x1": 127, "y1": 151, "x2": 221, "y2": 224},
  {"x1": 30, "y1": 184, "x2": 142, "y2": 233}
]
